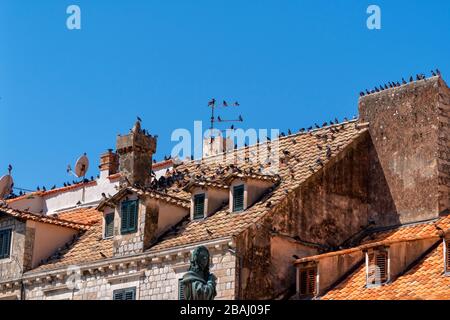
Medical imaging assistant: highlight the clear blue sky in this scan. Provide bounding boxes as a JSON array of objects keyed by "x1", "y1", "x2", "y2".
[{"x1": 1, "y1": 0, "x2": 449, "y2": 191}]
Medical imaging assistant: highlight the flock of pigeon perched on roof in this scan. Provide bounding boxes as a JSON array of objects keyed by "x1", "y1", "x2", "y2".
[{"x1": 359, "y1": 69, "x2": 441, "y2": 97}]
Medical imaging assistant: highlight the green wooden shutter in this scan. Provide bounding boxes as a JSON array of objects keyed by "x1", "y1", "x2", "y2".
[
  {"x1": 121, "y1": 201, "x2": 129, "y2": 234},
  {"x1": 178, "y1": 279, "x2": 185, "y2": 300},
  {"x1": 129, "y1": 201, "x2": 138, "y2": 232},
  {"x1": 113, "y1": 290, "x2": 124, "y2": 300},
  {"x1": 105, "y1": 213, "x2": 114, "y2": 238},
  {"x1": 233, "y1": 185, "x2": 244, "y2": 212},
  {"x1": 193, "y1": 194, "x2": 205, "y2": 220},
  {"x1": 121, "y1": 200, "x2": 138, "y2": 234},
  {"x1": 124, "y1": 288, "x2": 136, "y2": 300},
  {"x1": 113, "y1": 287, "x2": 136, "y2": 300},
  {"x1": 0, "y1": 229, "x2": 11, "y2": 259}
]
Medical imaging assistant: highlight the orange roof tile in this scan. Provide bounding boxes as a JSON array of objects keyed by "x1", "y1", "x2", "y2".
[
  {"x1": 51, "y1": 207, "x2": 103, "y2": 225},
  {"x1": 321, "y1": 241, "x2": 450, "y2": 300},
  {"x1": 295, "y1": 216, "x2": 450, "y2": 265},
  {"x1": 0, "y1": 205, "x2": 90, "y2": 231},
  {"x1": 31, "y1": 222, "x2": 113, "y2": 272}
]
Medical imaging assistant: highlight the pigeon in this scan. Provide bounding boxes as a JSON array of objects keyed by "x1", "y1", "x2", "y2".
[
  {"x1": 365, "y1": 89, "x2": 370, "y2": 95},
  {"x1": 402, "y1": 78, "x2": 407, "y2": 84},
  {"x1": 410, "y1": 76, "x2": 414, "y2": 82},
  {"x1": 292, "y1": 255, "x2": 300, "y2": 260},
  {"x1": 326, "y1": 145, "x2": 332, "y2": 158},
  {"x1": 238, "y1": 115, "x2": 243, "y2": 122},
  {"x1": 137, "y1": 116, "x2": 142, "y2": 122},
  {"x1": 208, "y1": 98, "x2": 216, "y2": 107},
  {"x1": 436, "y1": 69, "x2": 441, "y2": 76},
  {"x1": 360, "y1": 92, "x2": 365, "y2": 97},
  {"x1": 431, "y1": 70, "x2": 436, "y2": 76}
]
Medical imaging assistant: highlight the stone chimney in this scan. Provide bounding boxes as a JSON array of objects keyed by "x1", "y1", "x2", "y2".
[
  {"x1": 99, "y1": 149, "x2": 119, "y2": 178},
  {"x1": 359, "y1": 76, "x2": 450, "y2": 223},
  {"x1": 116, "y1": 121, "x2": 157, "y2": 187}
]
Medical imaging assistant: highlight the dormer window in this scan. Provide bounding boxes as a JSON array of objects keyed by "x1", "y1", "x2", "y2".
[
  {"x1": 233, "y1": 185, "x2": 245, "y2": 212},
  {"x1": 121, "y1": 200, "x2": 138, "y2": 234},
  {"x1": 0, "y1": 229, "x2": 12, "y2": 260},
  {"x1": 104, "y1": 212, "x2": 114, "y2": 238},
  {"x1": 193, "y1": 193, "x2": 206, "y2": 220},
  {"x1": 298, "y1": 266, "x2": 317, "y2": 298},
  {"x1": 366, "y1": 247, "x2": 389, "y2": 287},
  {"x1": 445, "y1": 239, "x2": 450, "y2": 274}
]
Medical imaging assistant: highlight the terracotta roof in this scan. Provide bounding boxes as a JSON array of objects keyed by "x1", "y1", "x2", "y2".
[
  {"x1": 149, "y1": 121, "x2": 367, "y2": 251},
  {"x1": 31, "y1": 120, "x2": 368, "y2": 270},
  {"x1": 97, "y1": 186, "x2": 191, "y2": 211},
  {"x1": 5, "y1": 181, "x2": 97, "y2": 204},
  {"x1": 51, "y1": 207, "x2": 103, "y2": 225},
  {"x1": 295, "y1": 215, "x2": 450, "y2": 265},
  {"x1": 321, "y1": 241, "x2": 450, "y2": 300},
  {"x1": 31, "y1": 221, "x2": 113, "y2": 272},
  {"x1": 0, "y1": 204, "x2": 90, "y2": 231}
]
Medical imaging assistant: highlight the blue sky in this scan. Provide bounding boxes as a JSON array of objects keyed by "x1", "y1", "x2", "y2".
[{"x1": 0, "y1": 0, "x2": 449, "y2": 191}]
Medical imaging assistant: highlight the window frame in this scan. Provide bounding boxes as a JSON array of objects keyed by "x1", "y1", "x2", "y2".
[
  {"x1": 298, "y1": 266, "x2": 317, "y2": 298},
  {"x1": 113, "y1": 287, "x2": 136, "y2": 300},
  {"x1": 104, "y1": 212, "x2": 115, "y2": 239},
  {"x1": 0, "y1": 228, "x2": 12, "y2": 260},
  {"x1": 232, "y1": 184, "x2": 245, "y2": 212},
  {"x1": 120, "y1": 199, "x2": 139, "y2": 235},
  {"x1": 193, "y1": 193, "x2": 206, "y2": 220},
  {"x1": 366, "y1": 247, "x2": 389, "y2": 287},
  {"x1": 445, "y1": 238, "x2": 450, "y2": 275}
]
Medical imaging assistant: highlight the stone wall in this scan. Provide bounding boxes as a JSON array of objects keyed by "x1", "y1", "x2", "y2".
[
  {"x1": 437, "y1": 78, "x2": 450, "y2": 214},
  {"x1": 20, "y1": 246, "x2": 236, "y2": 300},
  {"x1": 0, "y1": 216, "x2": 26, "y2": 280},
  {"x1": 359, "y1": 77, "x2": 450, "y2": 223},
  {"x1": 236, "y1": 134, "x2": 375, "y2": 299}
]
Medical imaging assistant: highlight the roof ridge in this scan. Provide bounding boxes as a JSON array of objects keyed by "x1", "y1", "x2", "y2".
[{"x1": 180, "y1": 119, "x2": 360, "y2": 165}]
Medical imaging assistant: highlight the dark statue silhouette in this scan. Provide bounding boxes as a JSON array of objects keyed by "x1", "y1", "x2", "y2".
[{"x1": 181, "y1": 246, "x2": 217, "y2": 300}]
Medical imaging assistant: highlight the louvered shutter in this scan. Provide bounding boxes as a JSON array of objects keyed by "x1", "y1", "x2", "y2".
[
  {"x1": 233, "y1": 185, "x2": 244, "y2": 212},
  {"x1": 128, "y1": 201, "x2": 137, "y2": 232},
  {"x1": 113, "y1": 290, "x2": 124, "y2": 300},
  {"x1": 105, "y1": 213, "x2": 114, "y2": 238},
  {"x1": 193, "y1": 194, "x2": 205, "y2": 220},
  {"x1": 446, "y1": 240, "x2": 450, "y2": 273},
  {"x1": 121, "y1": 200, "x2": 138, "y2": 234},
  {"x1": 307, "y1": 268, "x2": 316, "y2": 294},
  {"x1": 299, "y1": 269, "x2": 307, "y2": 295},
  {"x1": 0, "y1": 229, "x2": 11, "y2": 259},
  {"x1": 178, "y1": 279, "x2": 185, "y2": 300},
  {"x1": 376, "y1": 251, "x2": 388, "y2": 282},
  {"x1": 121, "y1": 201, "x2": 130, "y2": 233},
  {"x1": 113, "y1": 287, "x2": 136, "y2": 300},
  {"x1": 124, "y1": 288, "x2": 136, "y2": 300},
  {"x1": 299, "y1": 267, "x2": 316, "y2": 296}
]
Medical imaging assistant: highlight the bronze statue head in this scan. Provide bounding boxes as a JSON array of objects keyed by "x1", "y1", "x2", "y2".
[{"x1": 189, "y1": 246, "x2": 210, "y2": 280}]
